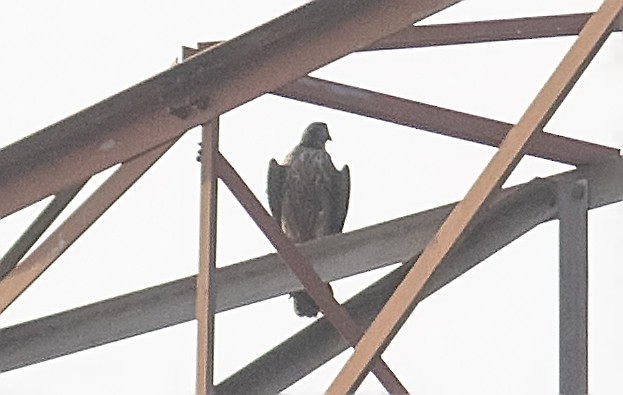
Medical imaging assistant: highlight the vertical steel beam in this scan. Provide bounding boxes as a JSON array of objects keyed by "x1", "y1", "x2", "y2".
[
  {"x1": 327, "y1": 1, "x2": 622, "y2": 392},
  {"x1": 196, "y1": 119, "x2": 219, "y2": 395},
  {"x1": 0, "y1": 183, "x2": 85, "y2": 281},
  {"x1": 215, "y1": 154, "x2": 408, "y2": 394},
  {"x1": 0, "y1": 140, "x2": 177, "y2": 314},
  {"x1": 558, "y1": 179, "x2": 589, "y2": 394}
]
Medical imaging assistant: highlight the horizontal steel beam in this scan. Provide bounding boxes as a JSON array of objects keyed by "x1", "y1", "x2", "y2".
[
  {"x1": 2, "y1": 155, "x2": 623, "y2": 372},
  {"x1": 275, "y1": 77, "x2": 618, "y2": 166},
  {"x1": 367, "y1": 13, "x2": 623, "y2": 50},
  {"x1": 0, "y1": 0, "x2": 462, "y2": 219},
  {"x1": 193, "y1": 13, "x2": 623, "y2": 54}
]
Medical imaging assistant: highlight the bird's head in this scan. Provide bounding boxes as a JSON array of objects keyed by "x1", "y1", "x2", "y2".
[{"x1": 300, "y1": 122, "x2": 331, "y2": 149}]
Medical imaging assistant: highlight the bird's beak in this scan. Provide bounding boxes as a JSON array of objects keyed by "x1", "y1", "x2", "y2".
[{"x1": 327, "y1": 132, "x2": 332, "y2": 141}]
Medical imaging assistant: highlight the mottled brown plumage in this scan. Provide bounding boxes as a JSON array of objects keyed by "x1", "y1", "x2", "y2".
[{"x1": 267, "y1": 122, "x2": 350, "y2": 317}]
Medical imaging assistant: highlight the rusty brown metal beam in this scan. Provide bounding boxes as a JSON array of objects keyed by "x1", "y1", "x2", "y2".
[
  {"x1": 0, "y1": 182, "x2": 85, "y2": 281},
  {"x1": 0, "y1": 140, "x2": 177, "y2": 314},
  {"x1": 181, "y1": 44, "x2": 618, "y2": 166},
  {"x1": 184, "y1": 46, "x2": 620, "y2": 166},
  {"x1": 193, "y1": 13, "x2": 623, "y2": 54},
  {"x1": 275, "y1": 77, "x2": 619, "y2": 166},
  {"x1": 0, "y1": 0, "x2": 462, "y2": 219},
  {"x1": 196, "y1": 120, "x2": 219, "y2": 395},
  {"x1": 184, "y1": 44, "x2": 618, "y2": 165},
  {"x1": 215, "y1": 153, "x2": 408, "y2": 394},
  {"x1": 366, "y1": 13, "x2": 623, "y2": 50},
  {"x1": 327, "y1": 1, "x2": 622, "y2": 392}
]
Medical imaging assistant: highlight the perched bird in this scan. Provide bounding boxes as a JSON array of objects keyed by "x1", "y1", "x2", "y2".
[{"x1": 267, "y1": 122, "x2": 350, "y2": 317}]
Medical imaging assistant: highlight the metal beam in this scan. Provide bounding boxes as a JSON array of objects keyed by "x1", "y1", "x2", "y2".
[
  {"x1": 558, "y1": 179, "x2": 589, "y2": 394},
  {"x1": 366, "y1": 13, "x2": 623, "y2": 50},
  {"x1": 215, "y1": 153, "x2": 408, "y2": 393},
  {"x1": 275, "y1": 77, "x2": 618, "y2": 166},
  {"x1": 0, "y1": 183, "x2": 85, "y2": 281},
  {"x1": 327, "y1": 1, "x2": 622, "y2": 391},
  {"x1": 193, "y1": 13, "x2": 623, "y2": 54},
  {"x1": 216, "y1": 179, "x2": 558, "y2": 394},
  {"x1": 176, "y1": 44, "x2": 617, "y2": 166},
  {"x1": 0, "y1": 0, "x2": 462, "y2": 219},
  {"x1": 2, "y1": 155, "x2": 623, "y2": 373},
  {"x1": 0, "y1": 140, "x2": 177, "y2": 314},
  {"x1": 196, "y1": 119, "x2": 219, "y2": 395},
  {"x1": 0, "y1": 198, "x2": 453, "y2": 373}
]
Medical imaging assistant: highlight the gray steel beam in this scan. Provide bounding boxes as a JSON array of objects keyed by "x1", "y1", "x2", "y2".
[
  {"x1": 1, "y1": 156, "x2": 623, "y2": 373},
  {"x1": 0, "y1": 183, "x2": 85, "y2": 280},
  {"x1": 558, "y1": 179, "x2": 589, "y2": 394},
  {"x1": 0, "y1": 140, "x2": 178, "y2": 314},
  {"x1": 216, "y1": 180, "x2": 558, "y2": 394},
  {"x1": 0, "y1": 186, "x2": 454, "y2": 372}
]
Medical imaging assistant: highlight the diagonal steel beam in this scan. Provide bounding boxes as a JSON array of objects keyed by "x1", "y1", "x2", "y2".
[
  {"x1": 275, "y1": 77, "x2": 618, "y2": 166},
  {"x1": 0, "y1": 0, "x2": 462, "y2": 219},
  {"x1": 215, "y1": 153, "x2": 408, "y2": 394},
  {"x1": 217, "y1": 179, "x2": 558, "y2": 394},
  {"x1": 0, "y1": 139, "x2": 177, "y2": 314},
  {"x1": 0, "y1": 183, "x2": 85, "y2": 281},
  {"x1": 366, "y1": 13, "x2": 623, "y2": 50},
  {"x1": 327, "y1": 1, "x2": 623, "y2": 392}
]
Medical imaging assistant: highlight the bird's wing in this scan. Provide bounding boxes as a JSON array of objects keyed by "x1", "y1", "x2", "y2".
[
  {"x1": 331, "y1": 164, "x2": 350, "y2": 233},
  {"x1": 267, "y1": 158, "x2": 286, "y2": 224}
]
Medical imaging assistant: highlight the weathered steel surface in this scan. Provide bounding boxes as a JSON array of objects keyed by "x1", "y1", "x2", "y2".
[
  {"x1": 558, "y1": 179, "x2": 589, "y2": 394},
  {"x1": 0, "y1": 141, "x2": 176, "y2": 314},
  {"x1": 0, "y1": 183, "x2": 85, "y2": 281},
  {"x1": 367, "y1": 13, "x2": 622, "y2": 50},
  {"x1": 195, "y1": 120, "x2": 219, "y2": 395},
  {"x1": 0, "y1": 0, "x2": 462, "y2": 219}
]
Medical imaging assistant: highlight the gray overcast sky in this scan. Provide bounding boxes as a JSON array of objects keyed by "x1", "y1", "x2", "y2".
[{"x1": 1, "y1": 1, "x2": 622, "y2": 393}]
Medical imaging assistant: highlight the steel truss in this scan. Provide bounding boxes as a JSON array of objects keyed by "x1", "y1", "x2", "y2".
[{"x1": 1, "y1": 0, "x2": 622, "y2": 393}]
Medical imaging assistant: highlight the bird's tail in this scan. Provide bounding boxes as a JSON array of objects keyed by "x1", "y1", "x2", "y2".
[{"x1": 289, "y1": 284, "x2": 333, "y2": 318}]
